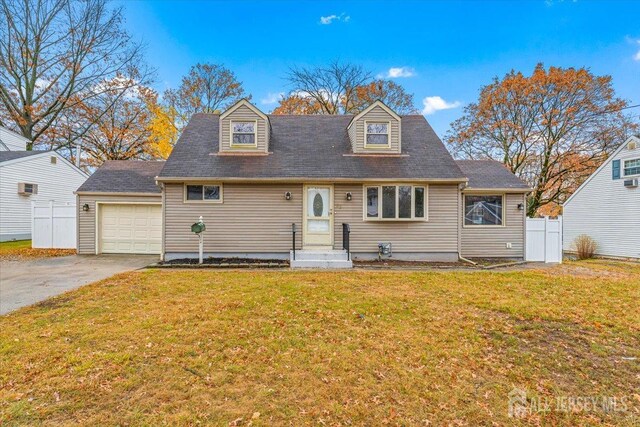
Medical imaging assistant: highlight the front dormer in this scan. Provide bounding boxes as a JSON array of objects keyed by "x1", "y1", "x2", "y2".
[
  {"x1": 219, "y1": 99, "x2": 270, "y2": 154},
  {"x1": 347, "y1": 100, "x2": 401, "y2": 154}
]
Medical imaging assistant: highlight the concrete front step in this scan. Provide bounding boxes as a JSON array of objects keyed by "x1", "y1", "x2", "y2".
[
  {"x1": 290, "y1": 249, "x2": 350, "y2": 261},
  {"x1": 290, "y1": 249, "x2": 353, "y2": 268}
]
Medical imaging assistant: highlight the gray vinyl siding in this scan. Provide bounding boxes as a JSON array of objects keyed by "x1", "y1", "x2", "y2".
[
  {"x1": 219, "y1": 105, "x2": 269, "y2": 153},
  {"x1": 333, "y1": 184, "x2": 459, "y2": 254},
  {"x1": 77, "y1": 194, "x2": 161, "y2": 254},
  {"x1": 350, "y1": 106, "x2": 401, "y2": 153},
  {"x1": 460, "y1": 193, "x2": 525, "y2": 258},
  {"x1": 164, "y1": 183, "x2": 302, "y2": 253}
]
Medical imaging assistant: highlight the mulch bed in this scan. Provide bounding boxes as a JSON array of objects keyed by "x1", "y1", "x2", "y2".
[{"x1": 154, "y1": 257, "x2": 289, "y2": 269}]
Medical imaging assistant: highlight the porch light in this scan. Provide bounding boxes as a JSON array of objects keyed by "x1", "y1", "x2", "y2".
[
  {"x1": 82, "y1": 203, "x2": 90, "y2": 212},
  {"x1": 517, "y1": 203, "x2": 524, "y2": 211},
  {"x1": 284, "y1": 191, "x2": 292, "y2": 200},
  {"x1": 346, "y1": 192, "x2": 352, "y2": 201}
]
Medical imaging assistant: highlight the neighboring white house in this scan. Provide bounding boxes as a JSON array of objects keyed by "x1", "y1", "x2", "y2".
[
  {"x1": 563, "y1": 136, "x2": 640, "y2": 259},
  {"x1": 0, "y1": 127, "x2": 30, "y2": 151},
  {"x1": 0, "y1": 127, "x2": 88, "y2": 242}
]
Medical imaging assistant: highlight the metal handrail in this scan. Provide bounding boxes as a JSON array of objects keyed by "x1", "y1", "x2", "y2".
[
  {"x1": 342, "y1": 223, "x2": 350, "y2": 260},
  {"x1": 291, "y1": 223, "x2": 296, "y2": 261}
]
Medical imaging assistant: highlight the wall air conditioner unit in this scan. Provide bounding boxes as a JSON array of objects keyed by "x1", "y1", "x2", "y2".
[
  {"x1": 17, "y1": 182, "x2": 38, "y2": 195},
  {"x1": 623, "y1": 178, "x2": 639, "y2": 188}
]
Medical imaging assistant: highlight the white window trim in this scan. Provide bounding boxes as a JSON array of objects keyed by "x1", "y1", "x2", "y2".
[
  {"x1": 230, "y1": 120, "x2": 258, "y2": 148},
  {"x1": 462, "y1": 193, "x2": 506, "y2": 228},
  {"x1": 623, "y1": 158, "x2": 640, "y2": 177},
  {"x1": 362, "y1": 184, "x2": 428, "y2": 221},
  {"x1": 363, "y1": 120, "x2": 391, "y2": 149},
  {"x1": 183, "y1": 183, "x2": 224, "y2": 204}
]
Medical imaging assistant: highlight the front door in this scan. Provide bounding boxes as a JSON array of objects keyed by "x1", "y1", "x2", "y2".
[{"x1": 303, "y1": 185, "x2": 333, "y2": 248}]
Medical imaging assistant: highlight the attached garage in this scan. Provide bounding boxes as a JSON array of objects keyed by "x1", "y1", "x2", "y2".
[
  {"x1": 99, "y1": 204, "x2": 161, "y2": 254},
  {"x1": 75, "y1": 161, "x2": 165, "y2": 256}
]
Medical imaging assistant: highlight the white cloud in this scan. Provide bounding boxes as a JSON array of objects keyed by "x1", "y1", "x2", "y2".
[
  {"x1": 319, "y1": 13, "x2": 350, "y2": 25},
  {"x1": 378, "y1": 67, "x2": 416, "y2": 79},
  {"x1": 421, "y1": 96, "x2": 461, "y2": 115},
  {"x1": 260, "y1": 92, "x2": 284, "y2": 105},
  {"x1": 634, "y1": 40, "x2": 640, "y2": 61}
]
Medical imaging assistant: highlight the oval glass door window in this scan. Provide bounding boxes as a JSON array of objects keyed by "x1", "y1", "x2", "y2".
[
  {"x1": 307, "y1": 188, "x2": 329, "y2": 217},
  {"x1": 313, "y1": 193, "x2": 323, "y2": 217}
]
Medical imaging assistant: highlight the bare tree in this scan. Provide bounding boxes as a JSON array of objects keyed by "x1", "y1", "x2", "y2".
[
  {"x1": 163, "y1": 63, "x2": 247, "y2": 130},
  {"x1": 285, "y1": 61, "x2": 372, "y2": 114},
  {"x1": 0, "y1": 0, "x2": 149, "y2": 150},
  {"x1": 446, "y1": 64, "x2": 637, "y2": 216}
]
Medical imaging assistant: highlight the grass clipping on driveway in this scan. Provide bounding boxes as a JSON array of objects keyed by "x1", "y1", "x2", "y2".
[{"x1": 1, "y1": 261, "x2": 639, "y2": 425}]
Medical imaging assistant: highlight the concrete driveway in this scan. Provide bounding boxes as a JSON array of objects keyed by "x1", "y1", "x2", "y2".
[{"x1": 0, "y1": 255, "x2": 157, "y2": 315}]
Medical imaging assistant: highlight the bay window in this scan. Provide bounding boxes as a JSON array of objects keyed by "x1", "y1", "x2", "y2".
[{"x1": 364, "y1": 185, "x2": 427, "y2": 220}]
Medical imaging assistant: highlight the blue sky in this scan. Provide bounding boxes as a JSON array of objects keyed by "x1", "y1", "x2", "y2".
[{"x1": 115, "y1": 0, "x2": 640, "y2": 138}]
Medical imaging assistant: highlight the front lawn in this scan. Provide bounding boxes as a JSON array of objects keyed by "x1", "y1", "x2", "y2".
[
  {"x1": 0, "y1": 240, "x2": 75, "y2": 261},
  {"x1": 1, "y1": 261, "x2": 638, "y2": 425}
]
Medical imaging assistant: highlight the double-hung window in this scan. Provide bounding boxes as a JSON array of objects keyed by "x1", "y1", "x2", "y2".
[
  {"x1": 185, "y1": 184, "x2": 222, "y2": 202},
  {"x1": 623, "y1": 158, "x2": 640, "y2": 176},
  {"x1": 365, "y1": 185, "x2": 426, "y2": 220},
  {"x1": 464, "y1": 195, "x2": 503, "y2": 226},
  {"x1": 365, "y1": 122, "x2": 389, "y2": 147},
  {"x1": 231, "y1": 121, "x2": 256, "y2": 146}
]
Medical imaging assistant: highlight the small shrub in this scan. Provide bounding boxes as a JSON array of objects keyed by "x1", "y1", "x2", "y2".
[{"x1": 573, "y1": 234, "x2": 597, "y2": 260}]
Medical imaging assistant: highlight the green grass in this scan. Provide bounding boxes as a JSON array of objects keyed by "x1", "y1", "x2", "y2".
[
  {"x1": 0, "y1": 260, "x2": 638, "y2": 425},
  {"x1": 0, "y1": 240, "x2": 31, "y2": 252}
]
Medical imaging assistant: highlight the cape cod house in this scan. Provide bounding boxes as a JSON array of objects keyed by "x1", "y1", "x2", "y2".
[{"x1": 75, "y1": 100, "x2": 530, "y2": 267}]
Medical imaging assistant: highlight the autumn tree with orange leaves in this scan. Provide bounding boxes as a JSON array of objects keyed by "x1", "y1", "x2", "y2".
[
  {"x1": 53, "y1": 76, "x2": 176, "y2": 167},
  {"x1": 446, "y1": 64, "x2": 637, "y2": 216}
]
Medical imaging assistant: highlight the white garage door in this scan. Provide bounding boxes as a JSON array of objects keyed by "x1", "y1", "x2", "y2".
[{"x1": 100, "y1": 204, "x2": 162, "y2": 254}]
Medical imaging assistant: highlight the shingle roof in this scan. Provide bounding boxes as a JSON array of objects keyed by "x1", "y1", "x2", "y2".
[
  {"x1": 159, "y1": 114, "x2": 467, "y2": 181},
  {"x1": 76, "y1": 160, "x2": 164, "y2": 194},
  {"x1": 456, "y1": 160, "x2": 530, "y2": 190},
  {"x1": 0, "y1": 150, "x2": 49, "y2": 162}
]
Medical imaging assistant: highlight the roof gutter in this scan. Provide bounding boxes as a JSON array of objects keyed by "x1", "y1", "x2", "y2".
[
  {"x1": 155, "y1": 176, "x2": 469, "y2": 184},
  {"x1": 74, "y1": 191, "x2": 161, "y2": 197},
  {"x1": 462, "y1": 187, "x2": 531, "y2": 194}
]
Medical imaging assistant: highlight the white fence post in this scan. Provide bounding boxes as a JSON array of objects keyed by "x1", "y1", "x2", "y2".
[{"x1": 544, "y1": 216, "x2": 549, "y2": 263}]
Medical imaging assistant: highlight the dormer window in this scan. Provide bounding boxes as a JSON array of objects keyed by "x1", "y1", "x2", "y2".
[
  {"x1": 365, "y1": 122, "x2": 390, "y2": 148},
  {"x1": 231, "y1": 121, "x2": 256, "y2": 147}
]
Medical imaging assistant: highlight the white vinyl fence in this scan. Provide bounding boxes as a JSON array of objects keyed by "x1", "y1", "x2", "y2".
[
  {"x1": 526, "y1": 216, "x2": 562, "y2": 263},
  {"x1": 32, "y1": 202, "x2": 76, "y2": 249}
]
